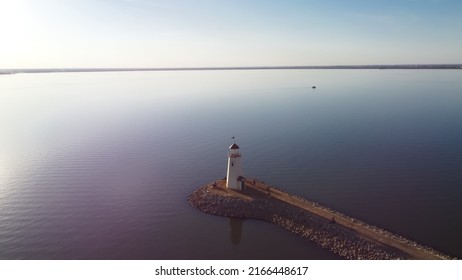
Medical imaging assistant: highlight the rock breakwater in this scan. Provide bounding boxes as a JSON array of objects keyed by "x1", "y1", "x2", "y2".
[{"x1": 188, "y1": 179, "x2": 451, "y2": 260}]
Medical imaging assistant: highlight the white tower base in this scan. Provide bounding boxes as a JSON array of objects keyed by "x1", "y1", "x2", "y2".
[{"x1": 226, "y1": 143, "x2": 244, "y2": 190}]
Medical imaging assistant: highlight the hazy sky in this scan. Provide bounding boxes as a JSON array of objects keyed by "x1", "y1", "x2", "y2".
[{"x1": 1, "y1": 0, "x2": 461, "y2": 68}]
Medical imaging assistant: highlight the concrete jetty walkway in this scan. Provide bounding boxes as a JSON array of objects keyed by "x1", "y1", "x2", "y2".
[{"x1": 188, "y1": 178, "x2": 451, "y2": 260}]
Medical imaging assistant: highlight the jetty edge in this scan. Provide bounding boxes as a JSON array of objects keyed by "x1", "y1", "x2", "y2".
[{"x1": 188, "y1": 178, "x2": 452, "y2": 260}]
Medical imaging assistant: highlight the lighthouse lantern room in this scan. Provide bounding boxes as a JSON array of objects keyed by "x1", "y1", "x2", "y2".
[{"x1": 226, "y1": 140, "x2": 244, "y2": 190}]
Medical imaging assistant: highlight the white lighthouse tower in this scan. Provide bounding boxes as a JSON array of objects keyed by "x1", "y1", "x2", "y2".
[{"x1": 226, "y1": 139, "x2": 244, "y2": 190}]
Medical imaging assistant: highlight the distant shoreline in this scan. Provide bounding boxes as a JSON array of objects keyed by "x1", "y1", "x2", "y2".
[{"x1": 1, "y1": 64, "x2": 462, "y2": 75}]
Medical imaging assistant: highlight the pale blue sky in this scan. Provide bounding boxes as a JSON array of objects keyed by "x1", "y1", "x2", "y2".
[{"x1": 1, "y1": 0, "x2": 461, "y2": 68}]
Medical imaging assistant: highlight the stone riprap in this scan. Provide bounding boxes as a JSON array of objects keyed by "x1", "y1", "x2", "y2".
[{"x1": 188, "y1": 179, "x2": 451, "y2": 260}]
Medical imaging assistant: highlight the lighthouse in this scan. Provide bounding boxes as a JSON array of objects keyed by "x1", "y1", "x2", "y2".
[{"x1": 226, "y1": 140, "x2": 244, "y2": 190}]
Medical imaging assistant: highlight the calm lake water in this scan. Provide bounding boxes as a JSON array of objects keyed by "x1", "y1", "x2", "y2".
[{"x1": 0, "y1": 70, "x2": 461, "y2": 259}]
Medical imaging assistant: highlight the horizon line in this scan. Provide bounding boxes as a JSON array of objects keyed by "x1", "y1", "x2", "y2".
[{"x1": 1, "y1": 64, "x2": 462, "y2": 74}]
